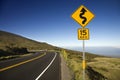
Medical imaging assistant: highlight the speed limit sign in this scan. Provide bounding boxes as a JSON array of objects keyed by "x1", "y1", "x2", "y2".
[{"x1": 78, "y1": 28, "x2": 89, "y2": 40}]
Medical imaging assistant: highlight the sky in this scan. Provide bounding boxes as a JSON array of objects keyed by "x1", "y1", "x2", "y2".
[{"x1": 0, "y1": 0, "x2": 120, "y2": 48}]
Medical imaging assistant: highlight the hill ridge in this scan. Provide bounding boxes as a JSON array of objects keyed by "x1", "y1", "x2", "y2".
[{"x1": 0, "y1": 30, "x2": 56, "y2": 50}]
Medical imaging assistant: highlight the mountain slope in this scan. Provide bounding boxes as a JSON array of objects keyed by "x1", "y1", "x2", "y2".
[{"x1": 0, "y1": 30, "x2": 56, "y2": 50}]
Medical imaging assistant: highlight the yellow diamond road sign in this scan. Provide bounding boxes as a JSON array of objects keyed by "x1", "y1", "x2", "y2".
[
  {"x1": 71, "y1": 5, "x2": 94, "y2": 28},
  {"x1": 78, "y1": 28, "x2": 89, "y2": 40}
]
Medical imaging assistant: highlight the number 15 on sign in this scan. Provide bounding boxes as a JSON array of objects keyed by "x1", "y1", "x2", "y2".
[{"x1": 78, "y1": 28, "x2": 89, "y2": 40}]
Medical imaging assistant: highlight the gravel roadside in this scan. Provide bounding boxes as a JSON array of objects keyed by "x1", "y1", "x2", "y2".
[{"x1": 60, "y1": 55, "x2": 72, "y2": 80}]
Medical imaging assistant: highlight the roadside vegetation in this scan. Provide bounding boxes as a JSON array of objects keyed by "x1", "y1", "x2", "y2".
[
  {"x1": 88, "y1": 57, "x2": 120, "y2": 80},
  {"x1": 61, "y1": 49, "x2": 120, "y2": 80},
  {"x1": 61, "y1": 49, "x2": 101, "y2": 80},
  {"x1": 0, "y1": 46, "x2": 31, "y2": 61},
  {"x1": 0, "y1": 53, "x2": 32, "y2": 61}
]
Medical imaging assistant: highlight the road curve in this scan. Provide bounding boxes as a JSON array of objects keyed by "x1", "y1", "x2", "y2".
[{"x1": 0, "y1": 52, "x2": 61, "y2": 80}]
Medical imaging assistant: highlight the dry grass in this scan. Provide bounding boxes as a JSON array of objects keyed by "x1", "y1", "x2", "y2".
[
  {"x1": 88, "y1": 57, "x2": 120, "y2": 80},
  {"x1": 61, "y1": 49, "x2": 120, "y2": 80}
]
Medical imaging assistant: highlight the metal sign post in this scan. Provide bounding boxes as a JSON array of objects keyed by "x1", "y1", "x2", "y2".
[
  {"x1": 83, "y1": 40, "x2": 85, "y2": 80},
  {"x1": 71, "y1": 5, "x2": 95, "y2": 80}
]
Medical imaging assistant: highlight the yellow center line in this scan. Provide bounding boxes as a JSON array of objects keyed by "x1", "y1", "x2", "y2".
[{"x1": 0, "y1": 53, "x2": 46, "y2": 72}]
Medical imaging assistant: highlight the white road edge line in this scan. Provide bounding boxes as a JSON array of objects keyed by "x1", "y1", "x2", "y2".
[{"x1": 35, "y1": 53, "x2": 57, "y2": 80}]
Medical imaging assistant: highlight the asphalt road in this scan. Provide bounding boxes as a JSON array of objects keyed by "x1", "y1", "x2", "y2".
[{"x1": 0, "y1": 52, "x2": 61, "y2": 80}]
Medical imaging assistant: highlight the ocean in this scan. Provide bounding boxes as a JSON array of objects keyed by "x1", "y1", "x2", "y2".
[{"x1": 64, "y1": 47, "x2": 120, "y2": 58}]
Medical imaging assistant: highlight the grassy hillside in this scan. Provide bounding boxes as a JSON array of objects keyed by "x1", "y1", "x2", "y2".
[
  {"x1": 61, "y1": 49, "x2": 120, "y2": 80},
  {"x1": 0, "y1": 30, "x2": 59, "y2": 57},
  {"x1": 87, "y1": 57, "x2": 120, "y2": 80},
  {"x1": 0, "y1": 30, "x2": 56, "y2": 50}
]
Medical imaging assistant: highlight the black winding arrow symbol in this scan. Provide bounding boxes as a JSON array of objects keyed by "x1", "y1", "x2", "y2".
[{"x1": 79, "y1": 8, "x2": 87, "y2": 24}]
